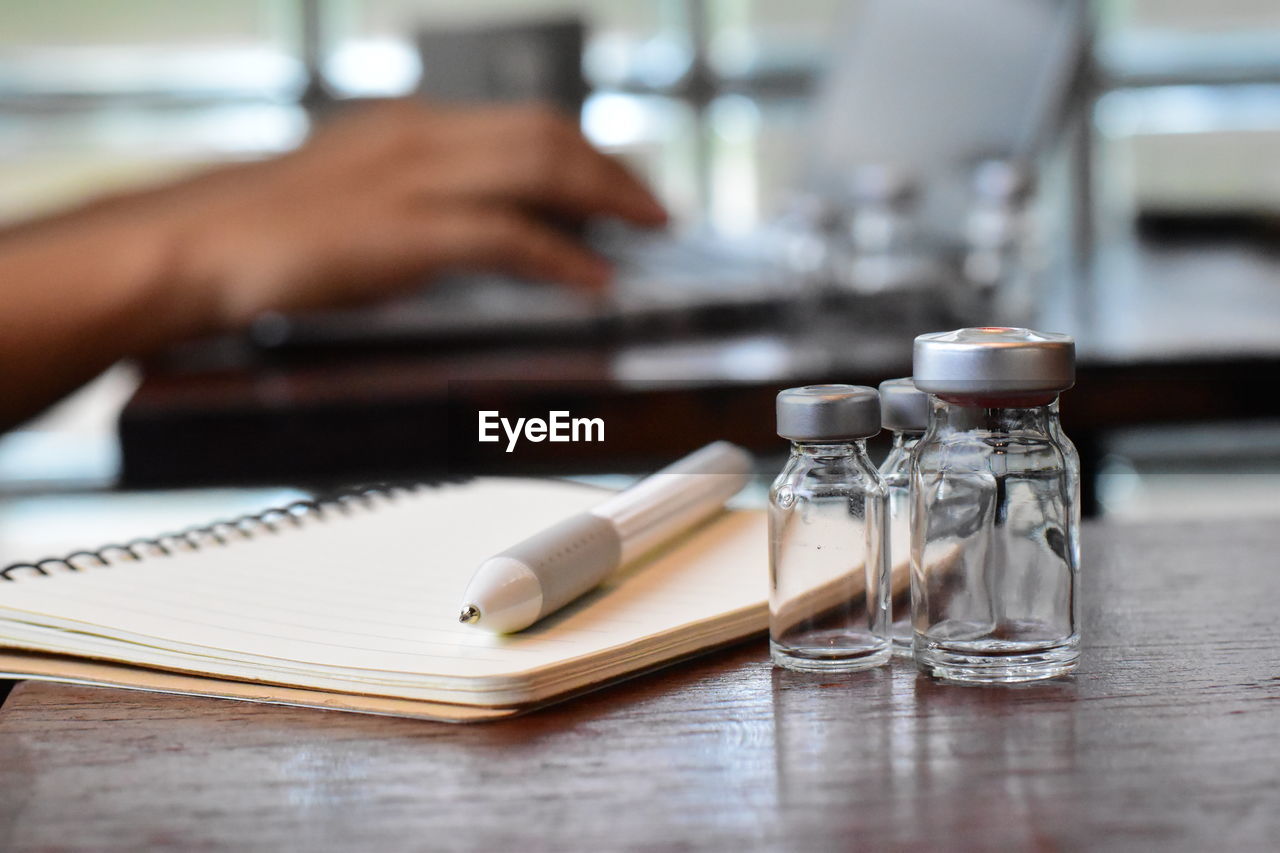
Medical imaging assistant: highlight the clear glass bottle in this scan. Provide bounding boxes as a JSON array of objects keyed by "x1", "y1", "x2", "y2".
[
  {"x1": 910, "y1": 327, "x2": 1079, "y2": 683},
  {"x1": 1048, "y1": 398, "x2": 1082, "y2": 574},
  {"x1": 838, "y1": 163, "x2": 922, "y2": 295},
  {"x1": 774, "y1": 193, "x2": 846, "y2": 361},
  {"x1": 770, "y1": 385, "x2": 890, "y2": 672},
  {"x1": 957, "y1": 159, "x2": 1039, "y2": 326},
  {"x1": 877, "y1": 377, "x2": 930, "y2": 657}
]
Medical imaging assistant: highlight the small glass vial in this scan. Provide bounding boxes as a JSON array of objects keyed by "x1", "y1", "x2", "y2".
[
  {"x1": 911, "y1": 328, "x2": 1079, "y2": 683},
  {"x1": 877, "y1": 377, "x2": 930, "y2": 657},
  {"x1": 770, "y1": 385, "x2": 890, "y2": 672},
  {"x1": 839, "y1": 164, "x2": 922, "y2": 295},
  {"x1": 957, "y1": 160, "x2": 1039, "y2": 326}
]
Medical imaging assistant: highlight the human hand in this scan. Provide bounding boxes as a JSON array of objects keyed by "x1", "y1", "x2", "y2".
[
  {"x1": 151, "y1": 99, "x2": 668, "y2": 331},
  {"x1": 0, "y1": 99, "x2": 669, "y2": 424}
]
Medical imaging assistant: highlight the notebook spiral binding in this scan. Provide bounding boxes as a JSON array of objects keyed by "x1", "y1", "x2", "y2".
[{"x1": 0, "y1": 483, "x2": 425, "y2": 583}]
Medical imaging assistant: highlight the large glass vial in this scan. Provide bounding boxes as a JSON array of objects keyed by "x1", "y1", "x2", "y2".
[
  {"x1": 877, "y1": 377, "x2": 930, "y2": 657},
  {"x1": 910, "y1": 328, "x2": 1079, "y2": 683},
  {"x1": 770, "y1": 385, "x2": 890, "y2": 672}
]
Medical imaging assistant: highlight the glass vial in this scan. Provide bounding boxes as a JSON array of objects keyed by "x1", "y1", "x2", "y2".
[
  {"x1": 957, "y1": 160, "x2": 1039, "y2": 326},
  {"x1": 877, "y1": 378, "x2": 930, "y2": 657},
  {"x1": 838, "y1": 164, "x2": 922, "y2": 295},
  {"x1": 910, "y1": 328, "x2": 1079, "y2": 683},
  {"x1": 770, "y1": 385, "x2": 890, "y2": 672}
]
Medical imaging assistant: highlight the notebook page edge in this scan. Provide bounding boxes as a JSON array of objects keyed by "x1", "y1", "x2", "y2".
[{"x1": 0, "y1": 478, "x2": 768, "y2": 708}]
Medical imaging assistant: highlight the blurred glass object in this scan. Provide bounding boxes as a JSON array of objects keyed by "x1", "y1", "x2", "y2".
[
  {"x1": 773, "y1": 192, "x2": 842, "y2": 294},
  {"x1": 957, "y1": 159, "x2": 1039, "y2": 326},
  {"x1": 768, "y1": 190, "x2": 842, "y2": 356},
  {"x1": 769, "y1": 386, "x2": 891, "y2": 672},
  {"x1": 838, "y1": 164, "x2": 921, "y2": 295},
  {"x1": 831, "y1": 164, "x2": 951, "y2": 334},
  {"x1": 875, "y1": 377, "x2": 928, "y2": 657}
]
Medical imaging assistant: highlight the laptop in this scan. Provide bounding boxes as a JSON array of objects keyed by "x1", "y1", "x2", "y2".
[{"x1": 254, "y1": 2, "x2": 1087, "y2": 351}]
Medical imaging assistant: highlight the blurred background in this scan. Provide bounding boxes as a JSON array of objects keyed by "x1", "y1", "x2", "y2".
[
  {"x1": 0, "y1": 0, "x2": 828, "y2": 230},
  {"x1": 7, "y1": 1, "x2": 1280, "y2": 236},
  {"x1": 4, "y1": 0, "x2": 1280, "y2": 555}
]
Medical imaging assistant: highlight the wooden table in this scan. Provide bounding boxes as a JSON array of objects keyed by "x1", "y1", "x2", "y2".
[{"x1": 1, "y1": 517, "x2": 1278, "y2": 851}]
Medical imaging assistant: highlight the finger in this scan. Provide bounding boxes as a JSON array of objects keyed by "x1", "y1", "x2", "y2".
[
  {"x1": 415, "y1": 207, "x2": 615, "y2": 291},
  {"x1": 392, "y1": 105, "x2": 669, "y2": 226},
  {"x1": 413, "y1": 140, "x2": 668, "y2": 227}
]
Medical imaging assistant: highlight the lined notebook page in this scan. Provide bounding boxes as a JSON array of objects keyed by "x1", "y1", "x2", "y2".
[{"x1": 0, "y1": 479, "x2": 767, "y2": 705}]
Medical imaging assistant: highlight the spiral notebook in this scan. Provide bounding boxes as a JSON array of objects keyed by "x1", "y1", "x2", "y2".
[{"x1": 0, "y1": 479, "x2": 767, "y2": 722}]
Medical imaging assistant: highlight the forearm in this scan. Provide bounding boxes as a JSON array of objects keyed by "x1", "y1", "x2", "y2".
[
  {"x1": 0, "y1": 206, "x2": 214, "y2": 428},
  {"x1": 0, "y1": 100, "x2": 667, "y2": 429}
]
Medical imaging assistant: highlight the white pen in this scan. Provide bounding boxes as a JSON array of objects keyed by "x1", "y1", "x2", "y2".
[{"x1": 457, "y1": 441, "x2": 753, "y2": 633}]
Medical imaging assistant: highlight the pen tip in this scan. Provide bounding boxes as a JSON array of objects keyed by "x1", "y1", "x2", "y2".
[{"x1": 458, "y1": 604, "x2": 481, "y2": 625}]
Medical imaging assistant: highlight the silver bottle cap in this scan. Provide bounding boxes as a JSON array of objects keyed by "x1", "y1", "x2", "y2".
[
  {"x1": 776, "y1": 385, "x2": 881, "y2": 442},
  {"x1": 878, "y1": 378, "x2": 929, "y2": 432},
  {"x1": 913, "y1": 327, "x2": 1075, "y2": 395}
]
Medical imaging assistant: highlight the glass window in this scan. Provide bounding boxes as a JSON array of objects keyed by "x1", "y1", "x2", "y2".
[{"x1": 0, "y1": 0, "x2": 301, "y2": 97}]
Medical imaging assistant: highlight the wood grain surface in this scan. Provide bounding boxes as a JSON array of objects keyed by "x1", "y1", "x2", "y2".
[{"x1": 1, "y1": 518, "x2": 1279, "y2": 851}]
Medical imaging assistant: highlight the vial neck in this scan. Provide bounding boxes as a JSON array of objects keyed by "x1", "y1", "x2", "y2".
[
  {"x1": 790, "y1": 441, "x2": 867, "y2": 458},
  {"x1": 890, "y1": 430, "x2": 924, "y2": 452},
  {"x1": 928, "y1": 397, "x2": 1059, "y2": 436}
]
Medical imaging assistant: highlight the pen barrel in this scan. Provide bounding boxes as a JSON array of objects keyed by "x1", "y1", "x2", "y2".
[
  {"x1": 594, "y1": 441, "x2": 753, "y2": 563},
  {"x1": 462, "y1": 442, "x2": 753, "y2": 633},
  {"x1": 495, "y1": 512, "x2": 622, "y2": 619}
]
